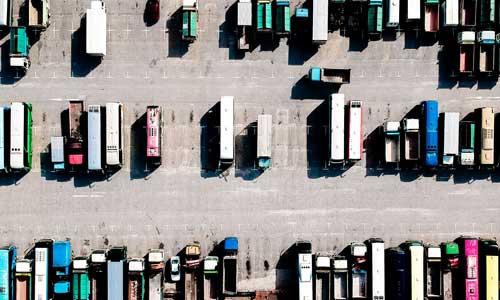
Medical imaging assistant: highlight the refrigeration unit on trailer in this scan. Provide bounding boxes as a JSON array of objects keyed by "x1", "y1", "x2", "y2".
[
  {"x1": 442, "y1": 112, "x2": 459, "y2": 167},
  {"x1": 365, "y1": 238, "x2": 384, "y2": 299},
  {"x1": 257, "y1": 114, "x2": 272, "y2": 170},
  {"x1": 219, "y1": 96, "x2": 234, "y2": 167},
  {"x1": 86, "y1": 1, "x2": 106, "y2": 56},
  {"x1": 105, "y1": 102, "x2": 123, "y2": 169},
  {"x1": 348, "y1": 100, "x2": 362, "y2": 162},
  {"x1": 329, "y1": 94, "x2": 345, "y2": 165},
  {"x1": 88, "y1": 105, "x2": 102, "y2": 172}
]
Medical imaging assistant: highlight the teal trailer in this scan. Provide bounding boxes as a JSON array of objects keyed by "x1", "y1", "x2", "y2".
[
  {"x1": 275, "y1": 0, "x2": 290, "y2": 35},
  {"x1": 9, "y1": 27, "x2": 30, "y2": 71},
  {"x1": 256, "y1": 0, "x2": 272, "y2": 32},
  {"x1": 367, "y1": 0, "x2": 383, "y2": 38}
]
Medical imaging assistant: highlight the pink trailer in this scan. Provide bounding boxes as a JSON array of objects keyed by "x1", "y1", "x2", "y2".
[
  {"x1": 462, "y1": 238, "x2": 479, "y2": 300},
  {"x1": 146, "y1": 106, "x2": 162, "y2": 166}
]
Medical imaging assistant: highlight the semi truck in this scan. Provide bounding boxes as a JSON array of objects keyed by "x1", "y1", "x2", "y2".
[
  {"x1": 403, "y1": 118, "x2": 420, "y2": 162},
  {"x1": 308, "y1": 67, "x2": 351, "y2": 84},
  {"x1": 348, "y1": 101, "x2": 363, "y2": 162},
  {"x1": 236, "y1": 0, "x2": 252, "y2": 51},
  {"x1": 383, "y1": 121, "x2": 400, "y2": 165},
  {"x1": 349, "y1": 243, "x2": 367, "y2": 299},
  {"x1": 459, "y1": 120, "x2": 475, "y2": 166},
  {"x1": 128, "y1": 259, "x2": 145, "y2": 300},
  {"x1": 297, "y1": 241, "x2": 313, "y2": 300},
  {"x1": 332, "y1": 256, "x2": 348, "y2": 300},
  {"x1": 184, "y1": 242, "x2": 201, "y2": 300},
  {"x1": 442, "y1": 112, "x2": 460, "y2": 167},
  {"x1": 52, "y1": 240, "x2": 71, "y2": 297},
  {"x1": 222, "y1": 237, "x2": 238, "y2": 296},
  {"x1": 460, "y1": 0, "x2": 477, "y2": 27},
  {"x1": 50, "y1": 136, "x2": 65, "y2": 172},
  {"x1": 9, "y1": 27, "x2": 30, "y2": 71},
  {"x1": 329, "y1": 94, "x2": 345, "y2": 165},
  {"x1": 314, "y1": 255, "x2": 330, "y2": 300},
  {"x1": 72, "y1": 257, "x2": 90, "y2": 300},
  {"x1": 28, "y1": 0, "x2": 50, "y2": 29},
  {"x1": 275, "y1": 0, "x2": 290, "y2": 36},
  {"x1": 312, "y1": 0, "x2": 328, "y2": 44},
  {"x1": 425, "y1": 245, "x2": 442, "y2": 299},
  {"x1": 203, "y1": 256, "x2": 218, "y2": 300},
  {"x1": 257, "y1": 114, "x2": 272, "y2": 170},
  {"x1": 15, "y1": 259, "x2": 32, "y2": 300},
  {"x1": 424, "y1": 0, "x2": 439, "y2": 32},
  {"x1": 365, "y1": 238, "x2": 384, "y2": 299},
  {"x1": 182, "y1": 0, "x2": 198, "y2": 42},
  {"x1": 89, "y1": 250, "x2": 107, "y2": 300},
  {"x1": 367, "y1": 0, "x2": 382, "y2": 39},
  {"x1": 478, "y1": 31, "x2": 495, "y2": 75},
  {"x1": 147, "y1": 249, "x2": 164, "y2": 300},
  {"x1": 441, "y1": 242, "x2": 459, "y2": 300},
  {"x1": 256, "y1": 0, "x2": 272, "y2": 33},
  {"x1": 0, "y1": 246, "x2": 16, "y2": 300},
  {"x1": 67, "y1": 100, "x2": 84, "y2": 171},
  {"x1": 422, "y1": 100, "x2": 438, "y2": 169},
  {"x1": 86, "y1": 0, "x2": 106, "y2": 57}
]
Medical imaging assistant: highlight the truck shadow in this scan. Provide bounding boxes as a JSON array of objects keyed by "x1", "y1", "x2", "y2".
[
  {"x1": 200, "y1": 103, "x2": 221, "y2": 178},
  {"x1": 167, "y1": 7, "x2": 189, "y2": 58},
  {"x1": 235, "y1": 121, "x2": 263, "y2": 181},
  {"x1": 0, "y1": 171, "x2": 28, "y2": 186},
  {"x1": 290, "y1": 76, "x2": 340, "y2": 100},
  {"x1": 71, "y1": 16, "x2": 101, "y2": 78},
  {"x1": 437, "y1": 42, "x2": 458, "y2": 89},
  {"x1": 307, "y1": 100, "x2": 350, "y2": 178},
  {"x1": 275, "y1": 243, "x2": 298, "y2": 297},
  {"x1": 219, "y1": 1, "x2": 246, "y2": 60},
  {"x1": 130, "y1": 112, "x2": 151, "y2": 180},
  {"x1": 364, "y1": 125, "x2": 385, "y2": 176}
]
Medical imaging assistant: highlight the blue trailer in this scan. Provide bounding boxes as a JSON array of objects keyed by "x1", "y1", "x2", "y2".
[
  {"x1": 0, "y1": 246, "x2": 16, "y2": 300},
  {"x1": 422, "y1": 100, "x2": 439, "y2": 168},
  {"x1": 52, "y1": 240, "x2": 71, "y2": 297}
]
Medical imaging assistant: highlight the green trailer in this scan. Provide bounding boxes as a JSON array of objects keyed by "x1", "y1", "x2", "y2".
[
  {"x1": 275, "y1": 0, "x2": 290, "y2": 35},
  {"x1": 256, "y1": 0, "x2": 272, "y2": 32},
  {"x1": 72, "y1": 257, "x2": 90, "y2": 300},
  {"x1": 182, "y1": 0, "x2": 198, "y2": 41},
  {"x1": 367, "y1": 0, "x2": 382, "y2": 39},
  {"x1": 9, "y1": 27, "x2": 30, "y2": 71}
]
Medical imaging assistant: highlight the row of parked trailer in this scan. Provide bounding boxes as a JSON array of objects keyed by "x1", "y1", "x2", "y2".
[
  {"x1": 0, "y1": 237, "x2": 241, "y2": 300},
  {"x1": 297, "y1": 236, "x2": 497, "y2": 300}
]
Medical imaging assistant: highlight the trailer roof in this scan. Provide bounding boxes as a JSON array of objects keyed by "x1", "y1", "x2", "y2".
[
  {"x1": 443, "y1": 112, "x2": 459, "y2": 155},
  {"x1": 86, "y1": 2, "x2": 107, "y2": 56},
  {"x1": 312, "y1": 0, "x2": 328, "y2": 42},
  {"x1": 407, "y1": 0, "x2": 421, "y2": 19},
  {"x1": 237, "y1": 0, "x2": 252, "y2": 26},
  {"x1": 257, "y1": 114, "x2": 272, "y2": 158},
  {"x1": 51, "y1": 136, "x2": 65, "y2": 163},
  {"x1": 220, "y1": 96, "x2": 234, "y2": 161},
  {"x1": 445, "y1": 0, "x2": 459, "y2": 25}
]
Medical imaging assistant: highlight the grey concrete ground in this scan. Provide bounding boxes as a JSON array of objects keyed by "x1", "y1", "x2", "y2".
[{"x1": 1, "y1": 0, "x2": 500, "y2": 291}]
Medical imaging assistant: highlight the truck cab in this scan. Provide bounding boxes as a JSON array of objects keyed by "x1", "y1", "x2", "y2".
[
  {"x1": 9, "y1": 27, "x2": 30, "y2": 72},
  {"x1": 308, "y1": 67, "x2": 351, "y2": 84},
  {"x1": 52, "y1": 240, "x2": 71, "y2": 297}
]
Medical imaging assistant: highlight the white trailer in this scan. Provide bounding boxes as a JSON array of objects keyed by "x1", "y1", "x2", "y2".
[
  {"x1": 312, "y1": 0, "x2": 328, "y2": 44},
  {"x1": 0, "y1": 0, "x2": 9, "y2": 26},
  {"x1": 348, "y1": 100, "x2": 362, "y2": 161},
  {"x1": 442, "y1": 112, "x2": 459, "y2": 166},
  {"x1": 407, "y1": 0, "x2": 421, "y2": 20},
  {"x1": 366, "y1": 239, "x2": 385, "y2": 300},
  {"x1": 298, "y1": 253, "x2": 313, "y2": 300},
  {"x1": 329, "y1": 94, "x2": 345, "y2": 164},
  {"x1": 444, "y1": 0, "x2": 459, "y2": 25},
  {"x1": 257, "y1": 114, "x2": 272, "y2": 169},
  {"x1": 387, "y1": 0, "x2": 400, "y2": 27},
  {"x1": 86, "y1": 0, "x2": 106, "y2": 56},
  {"x1": 219, "y1": 96, "x2": 234, "y2": 166}
]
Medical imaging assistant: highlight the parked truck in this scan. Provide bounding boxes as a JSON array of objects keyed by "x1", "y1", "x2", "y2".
[
  {"x1": 383, "y1": 121, "x2": 400, "y2": 165},
  {"x1": 128, "y1": 259, "x2": 145, "y2": 300},
  {"x1": 424, "y1": 0, "x2": 439, "y2": 32},
  {"x1": 67, "y1": 100, "x2": 84, "y2": 171},
  {"x1": 308, "y1": 67, "x2": 351, "y2": 84},
  {"x1": 458, "y1": 31, "x2": 476, "y2": 76},
  {"x1": 256, "y1": 0, "x2": 272, "y2": 33},
  {"x1": 15, "y1": 259, "x2": 32, "y2": 300},
  {"x1": 29, "y1": 0, "x2": 50, "y2": 29},
  {"x1": 222, "y1": 237, "x2": 238, "y2": 296},
  {"x1": 182, "y1": 0, "x2": 198, "y2": 42},
  {"x1": 425, "y1": 245, "x2": 442, "y2": 299},
  {"x1": 52, "y1": 240, "x2": 71, "y2": 297},
  {"x1": 460, "y1": 0, "x2": 477, "y2": 27},
  {"x1": 147, "y1": 249, "x2": 164, "y2": 300},
  {"x1": 441, "y1": 242, "x2": 459, "y2": 300},
  {"x1": 203, "y1": 256, "x2": 218, "y2": 300},
  {"x1": 184, "y1": 242, "x2": 201, "y2": 300},
  {"x1": 86, "y1": 0, "x2": 106, "y2": 57},
  {"x1": 349, "y1": 243, "x2": 367, "y2": 299},
  {"x1": 257, "y1": 114, "x2": 272, "y2": 170},
  {"x1": 367, "y1": 0, "x2": 382, "y2": 39},
  {"x1": 459, "y1": 120, "x2": 475, "y2": 166},
  {"x1": 403, "y1": 118, "x2": 420, "y2": 162},
  {"x1": 9, "y1": 27, "x2": 30, "y2": 71},
  {"x1": 89, "y1": 250, "x2": 107, "y2": 300},
  {"x1": 478, "y1": 30, "x2": 495, "y2": 75},
  {"x1": 332, "y1": 256, "x2": 348, "y2": 300},
  {"x1": 315, "y1": 255, "x2": 330, "y2": 300},
  {"x1": 237, "y1": 0, "x2": 252, "y2": 51},
  {"x1": 442, "y1": 112, "x2": 460, "y2": 167},
  {"x1": 50, "y1": 136, "x2": 65, "y2": 172},
  {"x1": 275, "y1": 0, "x2": 290, "y2": 36},
  {"x1": 72, "y1": 257, "x2": 90, "y2": 300},
  {"x1": 297, "y1": 241, "x2": 313, "y2": 300},
  {"x1": 107, "y1": 247, "x2": 127, "y2": 300}
]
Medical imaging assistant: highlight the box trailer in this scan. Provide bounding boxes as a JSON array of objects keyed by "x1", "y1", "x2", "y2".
[
  {"x1": 312, "y1": 0, "x2": 328, "y2": 44},
  {"x1": 257, "y1": 114, "x2": 272, "y2": 170},
  {"x1": 0, "y1": 0, "x2": 10, "y2": 26},
  {"x1": 479, "y1": 239, "x2": 498, "y2": 300},
  {"x1": 442, "y1": 112, "x2": 459, "y2": 166},
  {"x1": 86, "y1": 1, "x2": 106, "y2": 56},
  {"x1": 298, "y1": 247, "x2": 313, "y2": 300},
  {"x1": 29, "y1": 0, "x2": 50, "y2": 29},
  {"x1": 87, "y1": 104, "x2": 102, "y2": 172},
  {"x1": 402, "y1": 241, "x2": 424, "y2": 300},
  {"x1": 478, "y1": 107, "x2": 494, "y2": 167},
  {"x1": 460, "y1": 0, "x2": 477, "y2": 27},
  {"x1": 366, "y1": 238, "x2": 384, "y2": 300},
  {"x1": 422, "y1": 100, "x2": 438, "y2": 169},
  {"x1": 107, "y1": 247, "x2": 127, "y2": 300}
]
